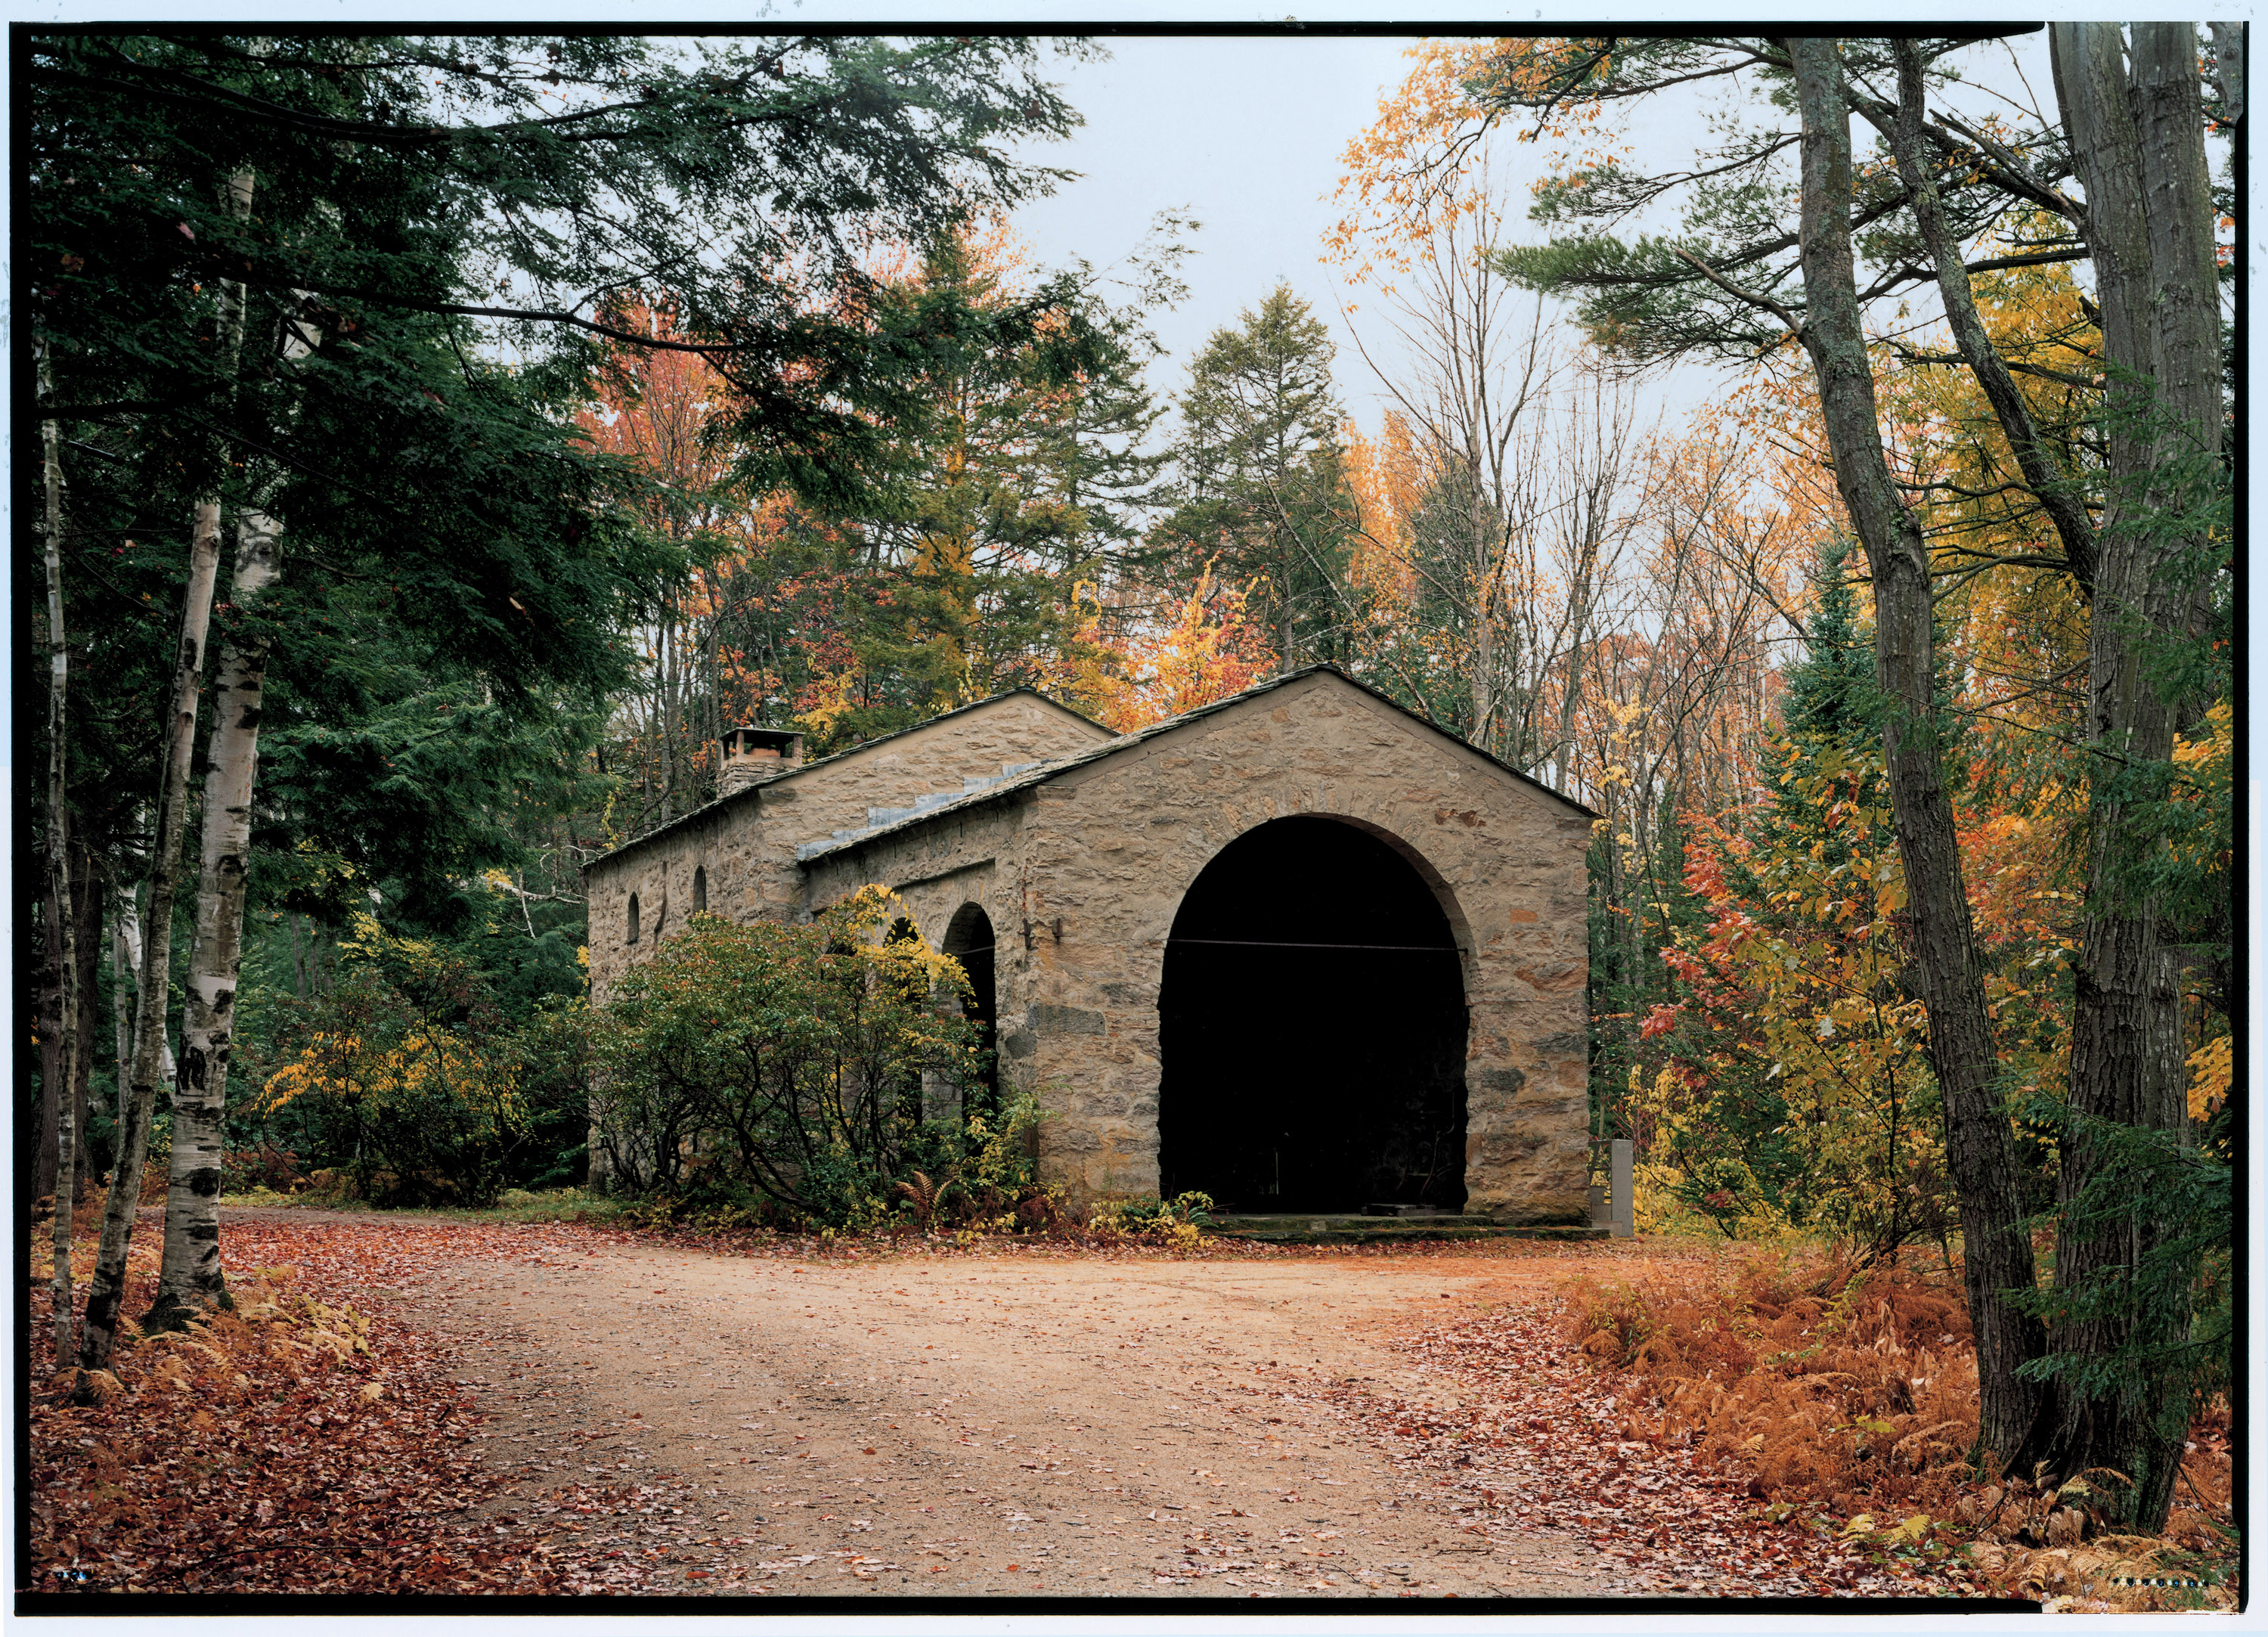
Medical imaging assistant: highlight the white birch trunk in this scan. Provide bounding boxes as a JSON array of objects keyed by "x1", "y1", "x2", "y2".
[
  {"x1": 153, "y1": 269, "x2": 317, "y2": 1324},
  {"x1": 113, "y1": 889, "x2": 132, "y2": 1120},
  {"x1": 80, "y1": 169, "x2": 255, "y2": 1370},
  {"x1": 112, "y1": 866, "x2": 177, "y2": 1099},
  {"x1": 151, "y1": 504, "x2": 284, "y2": 1323},
  {"x1": 40, "y1": 339, "x2": 81, "y2": 1363}
]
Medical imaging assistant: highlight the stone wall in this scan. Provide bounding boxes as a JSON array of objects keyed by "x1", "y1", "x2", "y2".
[
  {"x1": 782, "y1": 692, "x2": 1110, "y2": 847},
  {"x1": 584, "y1": 672, "x2": 1593, "y2": 1224},
  {"x1": 801, "y1": 795, "x2": 1036, "y2": 1120},
  {"x1": 798, "y1": 671, "x2": 1597, "y2": 1215},
  {"x1": 583, "y1": 692, "x2": 1111, "y2": 1005},
  {"x1": 989, "y1": 674, "x2": 1591, "y2": 1222}
]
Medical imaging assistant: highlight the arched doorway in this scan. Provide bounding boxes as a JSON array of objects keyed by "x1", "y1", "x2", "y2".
[
  {"x1": 1158, "y1": 817, "x2": 1467, "y2": 1212},
  {"x1": 942, "y1": 904, "x2": 999, "y2": 1122}
]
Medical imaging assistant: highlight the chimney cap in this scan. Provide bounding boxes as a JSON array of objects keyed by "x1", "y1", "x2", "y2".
[{"x1": 722, "y1": 724, "x2": 804, "y2": 759}]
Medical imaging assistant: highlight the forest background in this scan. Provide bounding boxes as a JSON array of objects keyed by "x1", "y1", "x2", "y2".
[{"x1": 26, "y1": 27, "x2": 2235, "y2": 1534}]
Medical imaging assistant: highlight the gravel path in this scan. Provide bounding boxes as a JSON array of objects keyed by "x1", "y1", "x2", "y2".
[{"x1": 392, "y1": 1230, "x2": 1625, "y2": 1598}]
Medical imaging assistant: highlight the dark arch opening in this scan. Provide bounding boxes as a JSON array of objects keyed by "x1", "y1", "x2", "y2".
[
  {"x1": 1158, "y1": 816, "x2": 1467, "y2": 1212},
  {"x1": 626, "y1": 892, "x2": 640, "y2": 944},
  {"x1": 692, "y1": 866, "x2": 707, "y2": 913},
  {"x1": 881, "y1": 918, "x2": 927, "y2": 1121},
  {"x1": 942, "y1": 904, "x2": 999, "y2": 1123}
]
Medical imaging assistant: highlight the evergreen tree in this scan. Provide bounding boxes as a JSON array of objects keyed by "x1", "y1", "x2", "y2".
[
  {"x1": 1637, "y1": 538, "x2": 1957, "y2": 1253},
  {"x1": 25, "y1": 30, "x2": 1094, "y2": 1353},
  {"x1": 1158, "y1": 285, "x2": 1356, "y2": 669},
  {"x1": 1782, "y1": 535, "x2": 1874, "y2": 750},
  {"x1": 790, "y1": 228, "x2": 1163, "y2": 747},
  {"x1": 1768, "y1": 533, "x2": 1885, "y2": 873}
]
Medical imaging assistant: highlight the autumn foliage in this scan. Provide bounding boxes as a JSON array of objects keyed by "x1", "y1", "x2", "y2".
[
  {"x1": 29, "y1": 1216, "x2": 553, "y2": 1593},
  {"x1": 1060, "y1": 563, "x2": 1276, "y2": 733},
  {"x1": 1557, "y1": 1251, "x2": 2238, "y2": 1609}
]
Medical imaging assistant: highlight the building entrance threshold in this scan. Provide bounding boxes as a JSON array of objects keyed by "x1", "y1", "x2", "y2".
[{"x1": 1206, "y1": 1212, "x2": 1609, "y2": 1245}]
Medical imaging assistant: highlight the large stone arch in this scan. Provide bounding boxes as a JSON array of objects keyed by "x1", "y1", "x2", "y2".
[
  {"x1": 1008, "y1": 683, "x2": 1588, "y2": 1223},
  {"x1": 1154, "y1": 813, "x2": 1470, "y2": 1211}
]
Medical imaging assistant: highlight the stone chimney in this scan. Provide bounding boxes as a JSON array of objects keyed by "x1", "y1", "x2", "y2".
[{"x1": 718, "y1": 724, "x2": 804, "y2": 798}]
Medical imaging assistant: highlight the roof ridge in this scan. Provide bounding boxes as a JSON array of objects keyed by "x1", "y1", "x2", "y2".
[
  {"x1": 583, "y1": 686, "x2": 1109, "y2": 872},
  {"x1": 791, "y1": 664, "x2": 1600, "y2": 867}
]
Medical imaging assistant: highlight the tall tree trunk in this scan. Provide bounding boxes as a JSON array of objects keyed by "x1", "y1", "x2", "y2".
[
  {"x1": 2010, "y1": 22, "x2": 2224, "y2": 1531},
  {"x1": 39, "y1": 876, "x2": 63, "y2": 1205},
  {"x1": 151, "y1": 503, "x2": 285, "y2": 1327},
  {"x1": 39, "y1": 338, "x2": 82, "y2": 1362},
  {"x1": 150, "y1": 276, "x2": 317, "y2": 1326},
  {"x1": 1881, "y1": 41, "x2": 2100, "y2": 597},
  {"x1": 112, "y1": 861, "x2": 178, "y2": 1104},
  {"x1": 81, "y1": 169, "x2": 255, "y2": 1372},
  {"x1": 70, "y1": 849, "x2": 102, "y2": 1204},
  {"x1": 79, "y1": 504, "x2": 225, "y2": 1370},
  {"x1": 1465, "y1": 454, "x2": 1498, "y2": 752},
  {"x1": 114, "y1": 880, "x2": 138, "y2": 1113},
  {"x1": 1781, "y1": 36, "x2": 2046, "y2": 1467}
]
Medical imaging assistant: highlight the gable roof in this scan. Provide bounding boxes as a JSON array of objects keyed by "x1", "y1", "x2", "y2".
[
  {"x1": 794, "y1": 664, "x2": 1600, "y2": 867},
  {"x1": 582, "y1": 686, "x2": 1113, "y2": 873}
]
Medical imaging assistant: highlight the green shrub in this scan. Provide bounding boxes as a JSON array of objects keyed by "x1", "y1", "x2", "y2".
[
  {"x1": 593, "y1": 887, "x2": 989, "y2": 1229},
  {"x1": 249, "y1": 916, "x2": 590, "y2": 1209}
]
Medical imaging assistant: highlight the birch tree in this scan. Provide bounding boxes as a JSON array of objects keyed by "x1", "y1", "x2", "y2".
[
  {"x1": 77, "y1": 476, "x2": 228, "y2": 1366},
  {"x1": 151, "y1": 277, "x2": 321, "y2": 1325},
  {"x1": 150, "y1": 507, "x2": 289, "y2": 1322},
  {"x1": 77, "y1": 169, "x2": 256, "y2": 1372},
  {"x1": 39, "y1": 340, "x2": 82, "y2": 1363}
]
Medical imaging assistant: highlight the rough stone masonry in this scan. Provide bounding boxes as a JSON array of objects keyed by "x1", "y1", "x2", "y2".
[{"x1": 582, "y1": 666, "x2": 1597, "y2": 1223}]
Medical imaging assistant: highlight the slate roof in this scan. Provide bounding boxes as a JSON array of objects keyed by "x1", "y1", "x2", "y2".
[
  {"x1": 792, "y1": 664, "x2": 1600, "y2": 867},
  {"x1": 581, "y1": 686, "x2": 1111, "y2": 873}
]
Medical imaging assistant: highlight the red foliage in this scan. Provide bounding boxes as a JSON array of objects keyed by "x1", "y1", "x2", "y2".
[
  {"x1": 1555, "y1": 1249, "x2": 2239, "y2": 1607},
  {"x1": 27, "y1": 1217, "x2": 570, "y2": 1593}
]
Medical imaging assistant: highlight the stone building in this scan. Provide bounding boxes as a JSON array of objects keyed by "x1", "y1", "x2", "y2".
[{"x1": 582, "y1": 665, "x2": 1597, "y2": 1223}]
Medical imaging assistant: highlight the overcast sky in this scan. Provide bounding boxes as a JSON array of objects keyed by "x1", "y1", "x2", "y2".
[
  {"x1": 998, "y1": 29, "x2": 2072, "y2": 442},
  {"x1": 1008, "y1": 34, "x2": 1434, "y2": 436}
]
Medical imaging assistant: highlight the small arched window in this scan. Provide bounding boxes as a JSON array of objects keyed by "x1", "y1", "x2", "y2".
[
  {"x1": 626, "y1": 892, "x2": 640, "y2": 944},
  {"x1": 692, "y1": 866, "x2": 708, "y2": 914}
]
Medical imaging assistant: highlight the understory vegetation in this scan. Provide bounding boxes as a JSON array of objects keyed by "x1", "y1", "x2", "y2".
[
  {"x1": 26, "y1": 24, "x2": 2235, "y2": 1595},
  {"x1": 1559, "y1": 1249, "x2": 2238, "y2": 1609}
]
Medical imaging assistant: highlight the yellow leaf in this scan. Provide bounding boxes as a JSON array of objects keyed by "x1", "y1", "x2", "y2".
[{"x1": 2187, "y1": 1034, "x2": 2232, "y2": 1121}]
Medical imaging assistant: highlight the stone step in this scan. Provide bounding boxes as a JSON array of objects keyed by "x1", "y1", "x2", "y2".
[{"x1": 1206, "y1": 1214, "x2": 1609, "y2": 1245}]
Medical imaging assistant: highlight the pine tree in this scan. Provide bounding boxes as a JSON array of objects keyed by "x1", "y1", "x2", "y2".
[
  {"x1": 26, "y1": 30, "x2": 1094, "y2": 1355},
  {"x1": 1783, "y1": 535, "x2": 1873, "y2": 750},
  {"x1": 789, "y1": 227, "x2": 1155, "y2": 746},
  {"x1": 1769, "y1": 534, "x2": 1885, "y2": 874},
  {"x1": 1158, "y1": 285, "x2": 1356, "y2": 670}
]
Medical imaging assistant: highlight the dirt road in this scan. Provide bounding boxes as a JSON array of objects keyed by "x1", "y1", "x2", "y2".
[{"x1": 400, "y1": 1232, "x2": 1621, "y2": 1597}]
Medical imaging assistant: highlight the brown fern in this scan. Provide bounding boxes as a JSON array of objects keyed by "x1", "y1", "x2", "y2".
[{"x1": 894, "y1": 1170, "x2": 947, "y2": 1232}]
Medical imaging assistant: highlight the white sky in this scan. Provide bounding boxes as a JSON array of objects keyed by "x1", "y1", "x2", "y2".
[
  {"x1": 1001, "y1": 29, "x2": 2078, "y2": 445},
  {"x1": 1008, "y1": 34, "x2": 1433, "y2": 435}
]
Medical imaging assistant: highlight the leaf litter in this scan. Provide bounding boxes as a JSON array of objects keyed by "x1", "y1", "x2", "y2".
[
  {"x1": 1309, "y1": 1294, "x2": 1962, "y2": 1598},
  {"x1": 33, "y1": 1212, "x2": 2223, "y2": 1604},
  {"x1": 26, "y1": 1212, "x2": 738, "y2": 1595}
]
